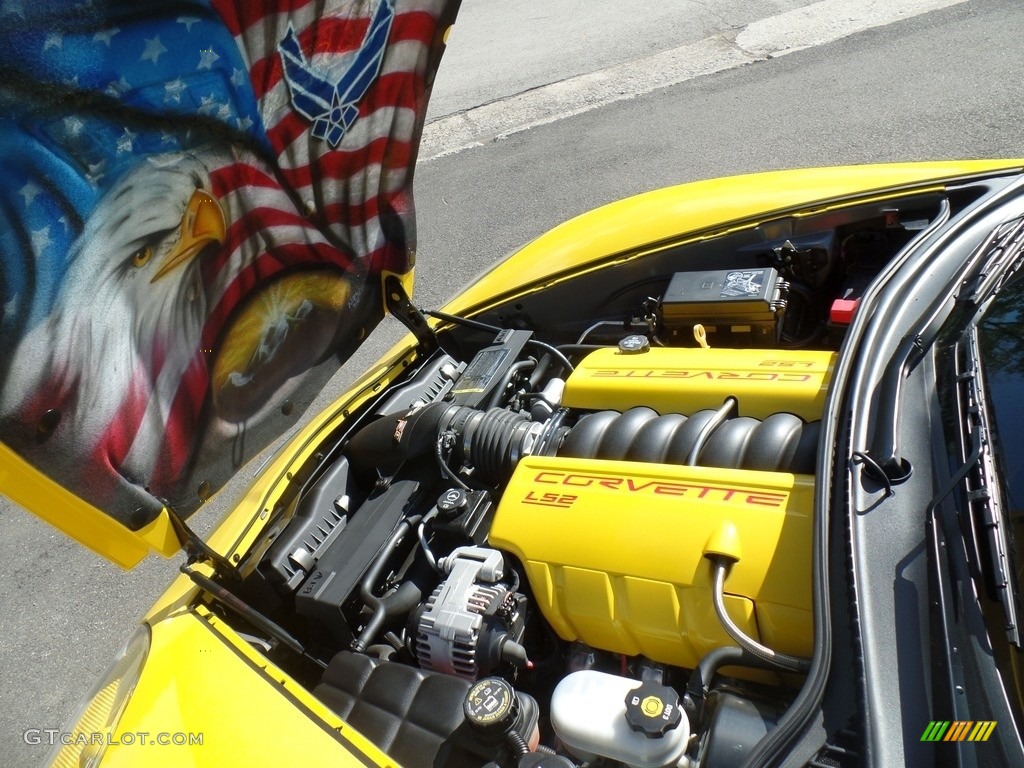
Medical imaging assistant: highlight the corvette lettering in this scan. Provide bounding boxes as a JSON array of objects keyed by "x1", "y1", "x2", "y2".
[
  {"x1": 532, "y1": 472, "x2": 787, "y2": 507},
  {"x1": 590, "y1": 370, "x2": 812, "y2": 382}
]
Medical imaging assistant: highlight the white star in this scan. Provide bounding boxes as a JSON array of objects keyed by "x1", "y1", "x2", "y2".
[
  {"x1": 177, "y1": 16, "x2": 199, "y2": 32},
  {"x1": 197, "y1": 49, "x2": 219, "y2": 71},
  {"x1": 31, "y1": 226, "x2": 53, "y2": 253},
  {"x1": 43, "y1": 32, "x2": 63, "y2": 51},
  {"x1": 19, "y1": 182, "x2": 40, "y2": 208},
  {"x1": 63, "y1": 115, "x2": 84, "y2": 137},
  {"x1": 198, "y1": 94, "x2": 219, "y2": 115},
  {"x1": 216, "y1": 103, "x2": 232, "y2": 120},
  {"x1": 58, "y1": 215, "x2": 70, "y2": 231},
  {"x1": 3, "y1": 295, "x2": 17, "y2": 323},
  {"x1": 62, "y1": 75, "x2": 79, "y2": 88},
  {"x1": 160, "y1": 130, "x2": 177, "y2": 145},
  {"x1": 236, "y1": 116, "x2": 253, "y2": 131},
  {"x1": 116, "y1": 127, "x2": 137, "y2": 154},
  {"x1": 1, "y1": 0, "x2": 25, "y2": 19},
  {"x1": 104, "y1": 76, "x2": 131, "y2": 97},
  {"x1": 93, "y1": 27, "x2": 119, "y2": 46},
  {"x1": 164, "y1": 78, "x2": 187, "y2": 104},
  {"x1": 231, "y1": 68, "x2": 246, "y2": 87},
  {"x1": 86, "y1": 159, "x2": 106, "y2": 183},
  {"x1": 140, "y1": 36, "x2": 167, "y2": 64}
]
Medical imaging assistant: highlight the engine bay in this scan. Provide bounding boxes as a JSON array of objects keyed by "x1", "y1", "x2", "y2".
[{"x1": 208, "y1": 191, "x2": 961, "y2": 768}]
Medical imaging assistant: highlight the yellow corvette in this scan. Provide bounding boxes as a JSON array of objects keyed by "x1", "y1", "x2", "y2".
[{"x1": 3, "y1": 2, "x2": 1024, "y2": 768}]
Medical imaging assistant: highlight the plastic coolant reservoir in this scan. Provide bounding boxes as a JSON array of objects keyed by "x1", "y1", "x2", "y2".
[{"x1": 551, "y1": 670, "x2": 690, "y2": 767}]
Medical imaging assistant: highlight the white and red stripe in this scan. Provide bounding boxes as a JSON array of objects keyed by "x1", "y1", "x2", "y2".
[{"x1": 125, "y1": 0, "x2": 453, "y2": 496}]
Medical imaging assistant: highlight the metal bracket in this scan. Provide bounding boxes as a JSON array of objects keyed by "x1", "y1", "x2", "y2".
[
  {"x1": 384, "y1": 274, "x2": 437, "y2": 354},
  {"x1": 167, "y1": 505, "x2": 241, "y2": 583}
]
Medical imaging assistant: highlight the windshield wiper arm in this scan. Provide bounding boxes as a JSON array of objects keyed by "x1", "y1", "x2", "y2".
[
  {"x1": 933, "y1": 331, "x2": 1022, "y2": 646},
  {"x1": 964, "y1": 331, "x2": 1020, "y2": 646},
  {"x1": 957, "y1": 214, "x2": 1024, "y2": 306}
]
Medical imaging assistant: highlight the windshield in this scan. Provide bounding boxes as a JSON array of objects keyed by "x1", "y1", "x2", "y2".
[{"x1": 923, "y1": 253, "x2": 1024, "y2": 759}]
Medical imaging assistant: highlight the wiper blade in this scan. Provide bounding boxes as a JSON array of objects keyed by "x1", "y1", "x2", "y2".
[{"x1": 939, "y1": 330, "x2": 1022, "y2": 646}]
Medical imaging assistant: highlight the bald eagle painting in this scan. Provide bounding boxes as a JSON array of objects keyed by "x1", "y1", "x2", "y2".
[
  {"x1": 1, "y1": 150, "x2": 231, "y2": 517},
  {"x1": 1, "y1": 144, "x2": 365, "y2": 523}
]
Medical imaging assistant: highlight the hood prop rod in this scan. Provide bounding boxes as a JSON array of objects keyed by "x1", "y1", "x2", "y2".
[
  {"x1": 180, "y1": 564, "x2": 325, "y2": 669},
  {"x1": 168, "y1": 510, "x2": 325, "y2": 668}
]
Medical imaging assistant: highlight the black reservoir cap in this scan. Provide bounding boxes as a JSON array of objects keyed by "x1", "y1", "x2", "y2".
[
  {"x1": 437, "y1": 487, "x2": 469, "y2": 516},
  {"x1": 618, "y1": 334, "x2": 651, "y2": 354},
  {"x1": 464, "y1": 677, "x2": 519, "y2": 743},
  {"x1": 624, "y1": 680, "x2": 683, "y2": 739}
]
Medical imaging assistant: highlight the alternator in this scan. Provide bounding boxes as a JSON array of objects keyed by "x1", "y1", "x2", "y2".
[{"x1": 413, "y1": 546, "x2": 528, "y2": 679}]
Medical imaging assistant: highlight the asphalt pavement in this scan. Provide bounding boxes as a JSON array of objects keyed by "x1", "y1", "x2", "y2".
[
  {"x1": 425, "y1": 0, "x2": 824, "y2": 119},
  {"x1": 2, "y1": 0, "x2": 1024, "y2": 765}
]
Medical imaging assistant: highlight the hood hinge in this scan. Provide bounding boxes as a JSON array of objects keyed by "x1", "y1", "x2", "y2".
[
  {"x1": 384, "y1": 274, "x2": 438, "y2": 354},
  {"x1": 166, "y1": 506, "x2": 241, "y2": 583}
]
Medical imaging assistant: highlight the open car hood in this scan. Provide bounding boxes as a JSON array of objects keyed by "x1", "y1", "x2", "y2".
[{"x1": 0, "y1": 0, "x2": 460, "y2": 567}]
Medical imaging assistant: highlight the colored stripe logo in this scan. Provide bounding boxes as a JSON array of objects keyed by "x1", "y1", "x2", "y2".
[{"x1": 921, "y1": 721, "x2": 997, "y2": 742}]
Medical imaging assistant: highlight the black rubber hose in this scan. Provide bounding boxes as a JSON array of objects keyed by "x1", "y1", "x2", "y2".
[
  {"x1": 486, "y1": 360, "x2": 535, "y2": 410},
  {"x1": 526, "y1": 339, "x2": 574, "y2": 374},
  {"x1": 352, "y1": 515, "x2": 423, "y2": 652},
  {"x1": 682, "y1": 646, "x2": 779, "y2": 721},
  {"x1": 505, "y1": 730, "x2": 530, "y2": 759},
  {"x1": 528, "y1": 353, "x2": 552, "y2": 389}
]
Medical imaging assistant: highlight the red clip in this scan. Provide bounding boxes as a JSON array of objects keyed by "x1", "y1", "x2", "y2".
[{"x1": 830, "y1": 298, "x2": 859, "y2": 325}]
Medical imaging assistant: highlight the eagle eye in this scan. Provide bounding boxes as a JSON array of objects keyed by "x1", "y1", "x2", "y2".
[{"x1": 132, "y1": 246, "x2": 153, "y2": 268}]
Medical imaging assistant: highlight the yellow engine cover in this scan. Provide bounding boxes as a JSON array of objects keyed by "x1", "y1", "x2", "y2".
[
  {"x1": 561, "y1": 347, "x2": 836, "y2": 420},
  {"x1": 488, "y1": 456, "x2": 814, "y2": 669}
]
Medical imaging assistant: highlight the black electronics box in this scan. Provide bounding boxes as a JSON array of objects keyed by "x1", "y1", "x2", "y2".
[{"x1": 660, "y1": 267, "x2": 788, "y2": 347}]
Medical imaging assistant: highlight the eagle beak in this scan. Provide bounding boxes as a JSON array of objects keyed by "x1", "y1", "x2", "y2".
[{"x1": 151, "y1": 189, "x2": 227, "y2": 283}]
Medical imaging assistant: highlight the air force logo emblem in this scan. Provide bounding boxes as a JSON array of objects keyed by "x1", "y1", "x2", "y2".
[{"x1": 278, "y1": 0, "x2": 395, "y2": 147}]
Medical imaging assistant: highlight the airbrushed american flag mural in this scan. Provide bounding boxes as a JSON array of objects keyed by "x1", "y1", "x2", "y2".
[{"x1": 0, "y1": 0, "x2": 459, "y2": 527}]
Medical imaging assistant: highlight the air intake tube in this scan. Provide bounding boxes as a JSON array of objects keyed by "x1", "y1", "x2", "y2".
[
  {"x1": 346, "y1": 402, "x2": 819, "y2": 482},
  {"x1": 345, "y1": 403, "x2": 567, "y2": 484}
]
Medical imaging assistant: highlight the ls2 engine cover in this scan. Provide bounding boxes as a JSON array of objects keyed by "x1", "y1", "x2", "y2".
[{"x1": 487, "y1": 456, "x2": 813, "y2": 671}]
